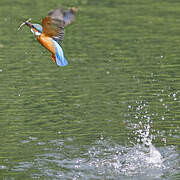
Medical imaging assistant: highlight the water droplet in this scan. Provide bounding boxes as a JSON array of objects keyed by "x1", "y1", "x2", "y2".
[
  {"x1": 67, "y1": 137, "x2": 73, "y2": 142},
  {"x1": 37, "y1": 142, "x2": 45, "y2": 145},
  {"x1": 58, "y1": 131, "x2": 62, "y2": 134},
  {"x1": 0, "y1": 165, "x2": 7, "y2": 169},
  {"x1": 29, "y1": 136, "x2": 37, "y2": 140}
]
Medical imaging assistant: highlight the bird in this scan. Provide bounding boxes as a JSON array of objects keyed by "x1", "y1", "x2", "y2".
[{"x1": 18, "y1": 7, "x2": 77, "y2": 67}]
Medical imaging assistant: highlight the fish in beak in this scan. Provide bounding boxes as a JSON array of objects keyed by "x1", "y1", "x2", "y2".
[{"x1": 17, "y1": 18, "x2": 32, "y2": 31}]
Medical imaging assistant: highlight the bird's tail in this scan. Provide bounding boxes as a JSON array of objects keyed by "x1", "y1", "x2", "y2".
[{"x1": 53, "y1": 40, "x2": 68, "y2": 66}]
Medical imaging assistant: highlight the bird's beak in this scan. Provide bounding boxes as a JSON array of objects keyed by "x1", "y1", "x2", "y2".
[{"x1": 17, "y1": 18, "x2": 32, "y2": 31}]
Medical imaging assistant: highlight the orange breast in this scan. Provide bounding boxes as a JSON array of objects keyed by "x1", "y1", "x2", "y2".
[{"x1": 37, "y1": 33, "x2": 55, "y2": 55}]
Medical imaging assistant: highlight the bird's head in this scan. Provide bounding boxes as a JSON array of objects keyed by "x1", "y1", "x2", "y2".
[{"x1": 17, "y1": 18, "x2": 42, "y2": 37}]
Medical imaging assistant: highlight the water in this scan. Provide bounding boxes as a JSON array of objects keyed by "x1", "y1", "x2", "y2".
[{"x1": 0, "y1": 0, "x2": 180, "y2": 179}]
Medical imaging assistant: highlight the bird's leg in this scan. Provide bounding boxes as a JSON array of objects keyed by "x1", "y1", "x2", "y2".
[
  {"x1": 17, "y1": 18, "x2": 32, "y2": 31},
  {"x1": 51, "y1": 54, "x2": 56, "y2": 63}
]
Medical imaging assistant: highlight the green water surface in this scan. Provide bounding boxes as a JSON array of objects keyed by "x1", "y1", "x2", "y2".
[{"x1": 0, "y1": 0, "x2": 179, "y2": 179}]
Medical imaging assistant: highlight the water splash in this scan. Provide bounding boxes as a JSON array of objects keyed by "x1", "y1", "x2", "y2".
[
  {"x1": 10, "y1": 136, "x2": 179, "y2": 179},
  {"x1": 9, "y1": 101, "x2": 179, "y2": 179},
  {"x1": 86, "y1": 139, "x2": 165, "y2": 178},
  {"x1": 126, "y1": 101, "x2": 164, "y2": 173}
]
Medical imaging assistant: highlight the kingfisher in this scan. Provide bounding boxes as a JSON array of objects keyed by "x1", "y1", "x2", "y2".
[{"x1": 18, "y1": 7, "x2": 77, "y2": 66}]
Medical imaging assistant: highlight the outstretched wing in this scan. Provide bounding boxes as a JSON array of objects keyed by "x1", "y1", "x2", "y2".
[
  {"x1": 48, "y1": 7, "x2": 77, "y2": 26},
  {"x1": 48, "y1": 7, "x2": 64, "y2": 21},
  {"x1": 64, "y1": 7, "x2": 77, "y2": 26},
  {"x1": 42, "y1": 16, "x2": 64, "y2": 42},
  {"x1": 42, "y1": 7, "x2": 77, "y2": 42}
]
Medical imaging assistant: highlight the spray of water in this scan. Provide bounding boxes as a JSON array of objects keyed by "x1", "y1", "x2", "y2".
[{"x1": 11, "y1": 101, "x2": 179, "y2": 179}]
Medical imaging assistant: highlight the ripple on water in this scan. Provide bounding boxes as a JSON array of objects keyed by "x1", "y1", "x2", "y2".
[{"x1": 11, "y1": 138, "x2": 179, "y2": 180}]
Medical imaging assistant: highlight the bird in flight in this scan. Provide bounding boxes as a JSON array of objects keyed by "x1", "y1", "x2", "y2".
[{"x1": 18, "y1": 7, "x2": 77, "y2": 67}]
